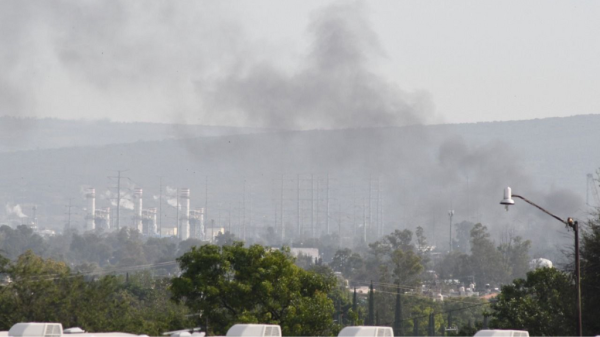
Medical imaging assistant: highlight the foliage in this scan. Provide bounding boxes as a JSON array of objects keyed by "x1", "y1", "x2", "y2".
[
  {"x1": 497, "y1": 235, "x2": 531, "y2": 281},
  {"x1": 453, "y1": 221, "x2": 474, "y2": 254},
  {"x1": 580, "y1": 215, "x2": 600, "y2": 335},
  {"x1": 0, "y1": 225, "x2": 47, "y2": 259},
  {"x1": 490, "y1": 267, "x2": 575, "y2": 336},
  {"x1": 215, "y1": 231, "x2": 237, "y2": 246},
  {"x1": 0, "y1": 251, "x2": 191, "y2": 335},
  {"x1": 469, "y1": 224, "x2": 511, "y2": 286},
  {"x1": 171, "y1": 243, "x2": 337, "y2": 336},
  {"x1": 329, "y1": 248, "x2": 364, "y2": 280}
]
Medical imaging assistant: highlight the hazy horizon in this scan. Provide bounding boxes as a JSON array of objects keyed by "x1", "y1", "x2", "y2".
[{"x1": 2, "y1": 1, "x2": 599, "y2": 129}]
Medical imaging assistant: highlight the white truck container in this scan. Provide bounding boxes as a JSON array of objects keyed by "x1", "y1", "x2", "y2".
[
  {"x1": 225, "y1": 324, "x2": 281, "y2": 337},
  {"x1": 8, "y1": 323, "x2": 62, "y2": 337},
  {"x1": 474, "y1": 330, "x2": 529, "y2": 337},
  {"x1": 226, "y1": 324, "x2": 281, "y2": 337},
  {"x1": 4, "y1": 323, "x2": 143, "y2": 337},
  {"x1": 337, "y1": 326, "x2": 393, "y2": 337}
]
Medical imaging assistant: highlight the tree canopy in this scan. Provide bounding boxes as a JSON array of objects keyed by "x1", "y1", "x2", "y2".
[
  {"x1": 490, "y1": 267, "x2": 575, "y2": 336},
  {"x1": 171, "y1": 242, "x2": 338, "y2": 336}
]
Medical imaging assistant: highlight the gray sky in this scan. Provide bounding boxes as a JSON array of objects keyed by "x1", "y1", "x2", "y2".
[{"x1": 1, "y1": 1, "x2": 599, "y2": 128}]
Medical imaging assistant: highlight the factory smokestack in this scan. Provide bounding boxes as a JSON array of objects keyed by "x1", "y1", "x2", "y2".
[
  {"x1": 142, "y1": 207, "x2": 158, "y2": 236},
  {"x1": 133, "y1": 188, "x2": 143, "y2": 232},
  {"x1": 190, "y1": 207, "x2": 205, "y2": 240},
  {"x1": 179, "y1": 188, "x2": 190, "y2": 240},
  {"x1": 95, "y1": 207, "x2": 111, "y2": 231},
  {"x1": 86, "y1": 188, "x2": 96, "y2": 230}
]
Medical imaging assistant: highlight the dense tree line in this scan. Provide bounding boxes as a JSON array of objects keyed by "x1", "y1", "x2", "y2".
[
  {"x1": 0, "y1": 251, "x2": 191, "y2": 335},
  {"x1": 490, "y1": 213, "x2": 600, "y2": 336},
  {"x1": 4, "y1": 217, "x2": 573, "y2": 336}
]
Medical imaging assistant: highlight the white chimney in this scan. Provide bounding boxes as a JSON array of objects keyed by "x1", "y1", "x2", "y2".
[
  {"x1": 86, "y1": 188, "x2": 96, "y2": 230},
  {"x1": 142, "y1": 207, "x2": 158, "y2": 235},
  {"x1": 179, "y1": 188, "x2": 190, "y2": 240},
  {"x1": 94, "y1": 207, "x2": 111, "y2": 230},
  {"x1": 133, "y1": 188, "x2": 143, "y2": 232}
]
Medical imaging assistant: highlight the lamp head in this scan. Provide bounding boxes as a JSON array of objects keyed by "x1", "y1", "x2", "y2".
[{"x1": 500, "y1": 187, "x2": 515, "y2": 211}]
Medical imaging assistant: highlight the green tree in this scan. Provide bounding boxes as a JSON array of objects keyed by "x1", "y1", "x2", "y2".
[
  {"x1": 0, "y1": 251, "x2": 191, "y2": 335},
  {"x1": 171, "y1": 243, "x2": 337, "y2": 336},
  {"x1": 580, "y1": 215, "x2": 600, "y2": 334},
  {"x1": 391, "y1": 249, "x2": 423, "y2": 286},
  {"x1": 393, "y1": 285, "x2": 403, "y2": 336},
  {"x1": 214, "y1": 231, "x2": 237, "y2": 246},
  {"x1": 453, "y1": 221, "x2": 474, "y2": 254},
  {"x1": 490, "y1": 267, "x2": 575, "y2": 336},
  {"x1": 367, "y1": 281, "x2": 374, "y2": 326},
  {"x1": 415, "y1": 226, "x2": 428, "y2": 253},
  {"x1": 330, "y1": 248, "x2": 364, "y2": 279},
  {"x1": 469, "y1": 224, "x2": 510, "y2": 287},
  {"x1": 497, "y1": 235, "x2": 531, "y2": 281},
  {"x1": 0, "y1": 225, "x2": 47, "y2": 259}
]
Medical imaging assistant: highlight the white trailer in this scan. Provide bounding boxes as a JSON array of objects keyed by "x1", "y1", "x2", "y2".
[
  {"x1": 337, "y1": 326, "x2": 393, "y2": 337},
  {"x1": 225, "y1": 324, "x2": 281, "y2": 337},
  {"x1": 474, "y1": 329, "x2": 529, "y2": 337}
]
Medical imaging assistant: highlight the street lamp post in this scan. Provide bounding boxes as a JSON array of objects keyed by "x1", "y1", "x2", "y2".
[{"x1": 500, "y1": 187, "x2": 582, "y2": 336}]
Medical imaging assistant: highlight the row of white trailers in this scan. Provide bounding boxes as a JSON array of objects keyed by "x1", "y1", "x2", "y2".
[{"x1": 0, "y1": 323, "x2": 528, "y2": 337}]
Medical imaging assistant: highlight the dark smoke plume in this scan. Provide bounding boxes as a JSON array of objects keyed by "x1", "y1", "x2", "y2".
[{"x1": 198, "y1": 2, "x2": 436, "y2": 130}]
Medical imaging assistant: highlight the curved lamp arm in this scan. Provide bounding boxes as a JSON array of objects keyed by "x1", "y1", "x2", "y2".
[{"x1": 512, "y1": 194, "x2": 575, "y2": 228}]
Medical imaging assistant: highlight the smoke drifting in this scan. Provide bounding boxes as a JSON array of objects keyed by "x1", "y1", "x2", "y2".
[
  {"x1": 101, "y1": 190, "x2": 134, "y2": 211},
  {"x1": 0, "y1": 1, "x2": 586, "y2": 263},
  {"x1": 199, "y1": 2, "x2": 436, "y2": 130},
  {"x1": 5, "y1": 204, "x2": 27, "y2": 219}
]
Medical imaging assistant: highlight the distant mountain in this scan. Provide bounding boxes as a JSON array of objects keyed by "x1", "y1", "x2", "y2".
[
  {"x1": 0, "y1": 117, "x2": 271, "y2": 152},
  {"x1": 1, "y1": 114, "x2": 598, "y2": 259},
  {"x1": 440, "y1": 114, "x2": 600, "y2": 194}
]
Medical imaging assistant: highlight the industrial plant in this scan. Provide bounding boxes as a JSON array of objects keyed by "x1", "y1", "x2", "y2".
[{"x1": 78, "y1": 185, "x2": 210, "y2": 241}]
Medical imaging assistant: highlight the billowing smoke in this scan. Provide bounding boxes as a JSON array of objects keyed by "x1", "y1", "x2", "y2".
[
  {"x1": 119, "y1": 198, "x2": 135, "y2": 211},
  {"x1": 101, "y1": 190, "x2": 134, "y2": 211},
  {"x1": 165, "y1": 186, "x2": 180, "y2": 209},
  {"x1": 5, "y1": 204, "x2": 27, "y2": 218},
  {"x1": 198, "y1": 2, "x2": 436, "y2": 130}
]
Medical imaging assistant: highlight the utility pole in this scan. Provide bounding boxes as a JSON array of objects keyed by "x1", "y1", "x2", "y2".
[
  {"x1": 376, "y1": 177, "x2": 381, "y2": 237},
  {"x1": 326, "y1": 173, "x2": 330, "y2": 235},
  {"x1": 380, "y1": 194, "x2": 385, "y2": 237},
  {"x1": 280, "y1": 173, "x2": 285, "y2": 240},
  {"x1": 228, "y1": 203, "x2": 232, "y2": 233},
  {"x1": 448, "y1": 209, "x2": 455, "y2": 252},
  {"x1": 242, "y1": 180, "x2": 246, "y2": 240},
  {"x1": 176, "y1": 188, "x2": 180, "y2": 237},
  {"x1": 238, "y1": 200, "x2": 242, "y2": 237},
  {"x1": 297, "y1": 174, "x2": 301, "y2": 236},
  {"x1": 316, "y1": 178, "x2": 320, "y2": 235},
  {"x1": 248, "y1": 187, "x2": 253, "y2": 237},
  {"x1": 65, "y1": 198, "x2": 73, "y2": 230},
  {"x1": 109, "y1": 169, "x2": 128, "y2": 231},
  {"x1": 467, "y1": 174, "x2": 471, "y2": 221},
  {"x1": 311, "y1": 173, "x2": 315, "y2": 238},
  {"x1": 116, "y1": 170, "x2": 122, "y2": 230},
  {"x1": 32, "y1": 205, "x2": 37, "y2": 227},
  {"x1": 205, "y1": 176, "x2": 209, "y2": 226},
  {"x1": 368, "y1": 176, "x2": 372, "y2": 235},
  {"x1": 363, "y1": 198, "x2": 367, "y2": 243},
  {"x1": 158, "y1": 177, "x2": 163, "y2": 236},
  {"x1": 353, "y1": 186, "x2": 357, "y2": 244},
  {"x1": 338, "y1": 203, "x2": 342, "y2": 247}
]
